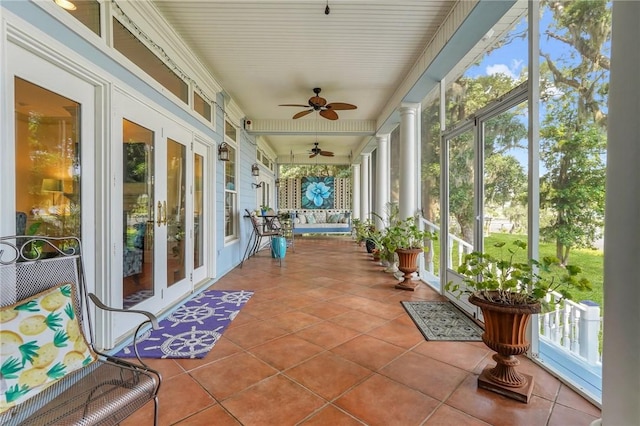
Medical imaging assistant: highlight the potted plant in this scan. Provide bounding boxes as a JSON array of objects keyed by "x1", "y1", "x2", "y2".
[
  {"x1": 383, "y1": 217, "x2": 436, "y2": 291},
  {"x1": 445, "y1": 239, "x2": 591, "y2": 403},
  {"x1": 352, "y1": 218, "x2": 374, "y2": 248},
  {"x1": 260, "y1": 205, "x2": 270, "y2": 216}
]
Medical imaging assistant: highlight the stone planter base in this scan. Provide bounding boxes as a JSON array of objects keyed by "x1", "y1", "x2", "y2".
[{"x1": 478, "y1": 362, "x2": 535, "y2": 403}]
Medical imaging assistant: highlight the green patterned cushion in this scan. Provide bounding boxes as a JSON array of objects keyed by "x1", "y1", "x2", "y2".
[
  {"x1": 0, "y1": 283, "x2": 97, "y2": 413},
  {"x1": 327, "y1": 213, "x2": 341, "y2": 223}
]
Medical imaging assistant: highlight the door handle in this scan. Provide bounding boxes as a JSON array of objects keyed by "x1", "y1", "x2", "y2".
[
  {"x1": 157, "y1": 201, "x2": 162, "y2": 226},
  {"x1": 162, "y1": 201, "x2": 168, "y2": 225}
]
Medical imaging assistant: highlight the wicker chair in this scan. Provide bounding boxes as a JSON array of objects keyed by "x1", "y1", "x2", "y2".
[{"x1": 0, "y1": 235, "x2": 161, "y2": 425}]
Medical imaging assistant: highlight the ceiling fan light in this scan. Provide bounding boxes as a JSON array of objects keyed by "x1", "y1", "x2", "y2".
[{"x1": 54, "y1": 0, "x2": 77, "y2": 11}]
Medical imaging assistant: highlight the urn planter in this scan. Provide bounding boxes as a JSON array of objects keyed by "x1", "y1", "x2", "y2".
[
  {"x1": 469, "y1": 292, "x2": 541, "y2": 403},
  {"x1": 394, "y1": 248, "x2": 422, "y2": 291}
]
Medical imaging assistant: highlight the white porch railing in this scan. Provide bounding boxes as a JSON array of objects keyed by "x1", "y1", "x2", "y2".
[
  {"x1": 418, "y1": 217, "x2": 474, "y2": 276},
  {"x1": 539, "y1": 292, "x2": 603, "y2": 365}
]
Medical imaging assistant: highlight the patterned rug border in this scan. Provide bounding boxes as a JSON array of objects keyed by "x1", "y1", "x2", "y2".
[{"x1": 401, "y1": 301, "x2": 484, "y2": 342}]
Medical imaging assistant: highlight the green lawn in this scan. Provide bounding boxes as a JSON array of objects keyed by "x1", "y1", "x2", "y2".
[
  {"x1": 429, "y1": 232, "x2": 604, "y2": 309},
  {"x1": 483, "y1": 233, "x2": 603, "y2": 308}
]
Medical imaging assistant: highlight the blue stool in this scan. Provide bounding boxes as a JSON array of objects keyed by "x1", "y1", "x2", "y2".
[{"x1": 271, "y1": 236, "x2": 287, "y2": 265}]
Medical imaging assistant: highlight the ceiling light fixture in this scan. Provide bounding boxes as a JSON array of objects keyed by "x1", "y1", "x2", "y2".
[
  {"x1": 54, "y1": 0, "x2": 77, "y2": 11},
  {"x1": 325, "y1": 0, "x2": 330, "y2": 15}
]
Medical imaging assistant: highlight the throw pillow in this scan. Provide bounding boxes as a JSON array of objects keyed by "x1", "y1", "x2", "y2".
[
  {"x1": 297, "y1": 213, "x2": 307, "y2": 224},
  {"x1": 0, "y1": 283, "x2": 97, "y2": 413},
  {"x1": 305, "y1": 214, "x2": 316, "y2": 224},
  {"x1": 313, "y1": 212, "x2": 327, "y2": 223},
  {"x1": 328, "y1": 214, "x2": 340, "y2": 223}
]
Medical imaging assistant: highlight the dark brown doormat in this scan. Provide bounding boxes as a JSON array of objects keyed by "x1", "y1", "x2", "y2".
[{"x1": 401, "y1": 301, "x2": 484, "y2": 341}]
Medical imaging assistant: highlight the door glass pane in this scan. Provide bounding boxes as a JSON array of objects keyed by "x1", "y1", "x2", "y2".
[
  {"x1": 122, "y1": 119, "x2": 154, "y2": 309},
  {"x1": 483, "y1": 102, "x2": 528, "y2": 251},
  {"x1": 194, "y1": 153, "x2": 204, "y2": 268},
  {"x1": 167, "y1": 138, "x2": 186, "y2": 286},
  {"x1": 447, "y1": 129, "x2": 475, "y2": 270},
  {"x1": 14, "y1": 77, "x2": 81, "y2": 238}
]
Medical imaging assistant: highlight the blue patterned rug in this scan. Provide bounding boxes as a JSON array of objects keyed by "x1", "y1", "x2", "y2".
[
  {"x1": 114, "y1": 289, "x2": 253, "y2": 359},
  {"x1": 401, "y1": 301, "x2": 483, "y2": 341}
]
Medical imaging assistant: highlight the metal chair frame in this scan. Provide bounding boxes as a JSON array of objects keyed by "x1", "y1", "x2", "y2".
[
  {"x1": 241, "y1": 209, "x2": 283, "y2": 267},
  {"x1": 0, "y1": 235, "x2": 161, "y2": 426}
]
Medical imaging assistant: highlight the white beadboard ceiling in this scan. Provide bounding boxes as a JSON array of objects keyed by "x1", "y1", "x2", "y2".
[{"x1": 150, "y1": 0, "x2": 459, "y2": 163}]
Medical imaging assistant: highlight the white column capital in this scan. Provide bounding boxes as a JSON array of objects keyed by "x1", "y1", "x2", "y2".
[
  {"x1": 375, "y1": 133, "x2": 390, "y2": 143},
  {"x1": 399, "y1": 103, "x2": 420, "y2": 114}
]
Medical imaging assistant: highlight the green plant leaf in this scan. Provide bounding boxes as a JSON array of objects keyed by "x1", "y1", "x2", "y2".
[
  {"x1": 14, "y1": 301, "x2": 39, "y2": 312},
  {"x1": 45, "y1": 312, "x2": 63, "y2": 330},
  {"x1": 19, "y1": 341, "x2": 40, "y2": 365},
  {"x1": 5, "y1": 384, "x2": 31, "y2": 403},
  {"x1": 46, "y1": 362, "x2": 67, "y2": 380},
  {"x1": 1, "y1": 357, "x2": 24, "y2": 378}
]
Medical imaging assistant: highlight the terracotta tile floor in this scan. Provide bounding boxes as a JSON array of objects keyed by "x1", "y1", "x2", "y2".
[{"x1": 122, "y1": 236, "x2": 601, "y2": 426}]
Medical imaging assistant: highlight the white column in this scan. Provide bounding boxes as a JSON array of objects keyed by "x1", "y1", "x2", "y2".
[
  {"x1": 399, "y1": 103, "x2": 419, "y2": 220},
  {"x1": 360, "y1": 154, "x2": 371, "y2": 221},
  {"x1": 352, "y1": 164, "x2": 361, "y2": 220},
  {"x1": 375, "y1": 134, "x2": 390, "y2": 229},
  {"x1": 601, "y1": 2, "x2": 640, "y2": 424}
]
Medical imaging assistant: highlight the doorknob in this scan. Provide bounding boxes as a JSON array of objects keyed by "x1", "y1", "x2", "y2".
[{"x1": 157, "y1": 201, "x2": 162, "y2": 226}]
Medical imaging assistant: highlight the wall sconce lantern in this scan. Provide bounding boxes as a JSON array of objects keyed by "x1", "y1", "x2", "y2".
[
  {"x1": 275, "y1": 178, "x2": 281, "y2": 186},
  {"x1": 251, "y1": 163, "x2": 260, "y2": 177},
  {"x1": 218, "y1": 142, "x2": 230, "y2": 161}
]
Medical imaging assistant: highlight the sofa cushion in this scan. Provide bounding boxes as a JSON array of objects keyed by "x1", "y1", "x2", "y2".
[
  {"x1": 327, "y1": 213, "x2": 341, "y2": 223},
  {"x1": 0, "y1": 283, "x2": 97, "y2": 413},
  {"x1": 313, "y1": 212, "x2": 327, "y2": 223}
]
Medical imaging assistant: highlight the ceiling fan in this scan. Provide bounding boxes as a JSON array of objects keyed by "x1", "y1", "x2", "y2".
[
  {"x1": 279, "y1": 87, "x2": 357, "y2": 120},
  {"x1": 309, "y1": 142, "x2": 334, "y2": 158}
]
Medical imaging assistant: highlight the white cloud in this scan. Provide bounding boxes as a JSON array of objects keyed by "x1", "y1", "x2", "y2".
[{"x1": 486, "y1": 63, "x2": 518, "y2": 80}]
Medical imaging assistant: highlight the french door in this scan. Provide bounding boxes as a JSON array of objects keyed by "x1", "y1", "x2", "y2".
[
  {"x1": 443, "y1": 92, "x2": 529, "y2": 321},
  {"x1": 113, "y1": 90, "x2": 193, "y2": 320},
  {"x1": 5, "y1": 40, "x2": 97, "y2": 295}
]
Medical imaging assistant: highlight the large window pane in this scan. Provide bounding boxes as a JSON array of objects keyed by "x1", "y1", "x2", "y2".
[
  {"x1": 122, "y1": 119, "x2": 154, "y2": 308},
  {"x1": 224, "y1": 145, "x2": 237, "y2": 239},
  {"x1": 194, "y1": 153, "x2": 204, "y2": 268},
  {"x1": 15, "y1": 77, "x2": 81, "y2": 238},
  {"x1": 445, "y1": 10, "x2": 528, "y2": 127},
  {"x1": 113, "y1": 18, "x2": 188, "y2": 104},
  {"x1": 536, "y1": 1, "x2": 609, "y2": 399},
  {"x1": 420, "y1": 91, "x2": 441, "y2": 279},
  {"x1": 59, "y1": 0, "x2": 101, "y2": 36},
  {"x1": 389, "y1": 126, "x2": 400, "y2": 204},
  {"x1": 167, "y1": 138, "x2": 186, "y2": 286}
]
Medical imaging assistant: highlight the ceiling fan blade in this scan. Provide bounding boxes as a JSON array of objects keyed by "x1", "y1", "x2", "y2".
[
  {"x1": 326, "y1": 102, "x2": 357, "y2": 111},
  {"x1": 319, "y1": 109, "x2": 339, "y2": 120},
  {"x1": 309, "y1": 152, "x2": 318, "y2": 158},
  {"x1": 279, "y1": 104, "x2": 310, "y2": 107},
  {"x1": 293, "y1": 109, "x2": 313, "y2": 119},
  {"x1": 320, "y1": 151, "x2": 334, "y2": 156}
]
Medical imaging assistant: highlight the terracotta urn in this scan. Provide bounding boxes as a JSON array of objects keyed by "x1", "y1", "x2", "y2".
[
  {"x1": 394, "y1": 248, "x2": 422, "y2": 291},
  {"x1": 469, "y1": 292, "x2": 541, "y2": 403}
]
